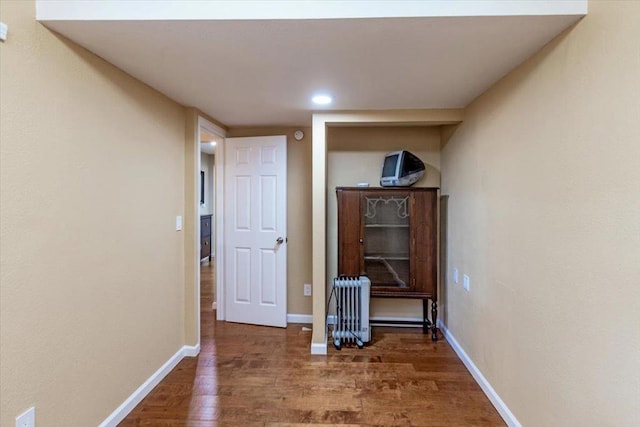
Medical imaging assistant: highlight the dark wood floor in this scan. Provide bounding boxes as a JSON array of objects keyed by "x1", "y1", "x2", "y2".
[{"x1": 119, "y1": 260, "x2": 505, "y2": 426}]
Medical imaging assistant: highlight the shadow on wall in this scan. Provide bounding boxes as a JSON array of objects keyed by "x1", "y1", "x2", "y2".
[
  {"x1": 440, "y1": 124, "x2": 461, "y2": 151},
  {"x1": 52, "y1": 28, "x2": 183, "y2": 117}
]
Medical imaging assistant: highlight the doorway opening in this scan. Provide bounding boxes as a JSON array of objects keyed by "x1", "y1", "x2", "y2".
[
  {"x1": 197, "y1": 117, "x2": 226, "y2": 339},
  {"x1": 199, "y1": 130, "x2": 218, "y2": 309},
  {"x1": 194, "y1": 121, "x2": 289, "y2": 340}
]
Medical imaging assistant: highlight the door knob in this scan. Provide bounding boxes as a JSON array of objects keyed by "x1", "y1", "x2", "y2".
[{"x1": 276, "y1": 237, "x2": 284, "y2": 244}]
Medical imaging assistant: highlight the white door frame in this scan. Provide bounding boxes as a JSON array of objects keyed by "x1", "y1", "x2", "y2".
[{"x1": 197, "y1": 116, "x2": 227, "y2": 333}]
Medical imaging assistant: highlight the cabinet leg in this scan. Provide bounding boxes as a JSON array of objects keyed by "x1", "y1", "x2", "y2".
[
  {"x1": 422, "y1": 299, "x2": 429, "y2": 334},
  {"x1": 431, "y1": 301, "x2": 438, "y2": 341}
]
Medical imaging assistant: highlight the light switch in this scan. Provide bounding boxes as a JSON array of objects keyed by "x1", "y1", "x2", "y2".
[
  {"x1": 0, "y1": 22, "x2": 8, "y2": 42},
  {"x1": 453, "y1": 268, "x2": 459, "y2": 284},
  {"x1": 463, "y1": 275, "x2": 470, "y2": 292},
  {"x1": 15, "y1": 407, "x2": 35, "y2": 427},
  {"x1": 176, "y1": 215, "x2": 183, "y2": 231}
]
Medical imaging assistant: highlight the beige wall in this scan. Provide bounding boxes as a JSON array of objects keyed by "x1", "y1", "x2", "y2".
[
  {"x1": 441, "y1": 2, "x2": 640, "y2": 426},
  {"x1": 0, "y1": 2, "x2": 187, "y2": 425},
  {"x1": 226, "y1": 127, "x2": 313, "y2": 316},
  {"x1": 327, "y1": 126, "x2": 441, "y2": 318}
]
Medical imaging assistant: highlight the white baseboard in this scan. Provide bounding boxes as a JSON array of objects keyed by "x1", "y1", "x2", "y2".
[
  {"x1": 100, "y1": 344, "x2": 200, "y2": 426},
  {"x1": 182, "y1": 343, "x2": 201, "y2": 357},
  {"x1": 310, "y1": 324, "x2": 328, "y2": 355},
  {"x1": 310, "y1": 340, "x2": 327, "y2": 355},
  {"x1": 287, "y1": 313, "x2": 313, "y2": 324},
  {"x1": 439, "y1": 323, "x2": 522, "y2": 427}
]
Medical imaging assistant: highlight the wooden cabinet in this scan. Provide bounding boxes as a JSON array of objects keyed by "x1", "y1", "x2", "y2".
[
  {"x1": 336, "y1": 187, "x2": 438, "y2": 339},
  {"x1": 200, "y1": 214, "x2": 212, "y2": 261}
]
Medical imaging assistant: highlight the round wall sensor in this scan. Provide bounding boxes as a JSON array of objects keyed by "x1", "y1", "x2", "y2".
[{"x1": 294, "y1": 130, "x2": 304, "y2": 141}]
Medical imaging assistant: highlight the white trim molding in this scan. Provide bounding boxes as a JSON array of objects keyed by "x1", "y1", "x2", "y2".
[
  {"x1": 197, "y1": 116, "x2": 227, "y2": 139},
  {"x1": 310, "y1": 340, "x2": 327, "y2": 355},
  {"x1": 100, "y1": 345, "x2": 200, "y2": 426},
  {"x1": 182, "y1": 343, "x2": 201, "y2": 358},
  {"x1": 287, "y1": 313, "x2": 313, "y2": 324},
  {"x1": 439, "y1": 322, "x2": 522, "y2": 427},
  {"x1": 310, "y1": 323, "x2": 328, "y2": 355}
]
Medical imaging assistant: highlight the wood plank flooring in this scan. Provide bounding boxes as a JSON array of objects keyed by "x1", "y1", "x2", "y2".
[{"x1": 119, "y1": 260, "x2": 504, "y2": 426}]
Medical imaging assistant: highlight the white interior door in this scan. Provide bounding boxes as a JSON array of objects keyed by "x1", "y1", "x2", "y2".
[{"x1": 224, "y1": 135, "x2": 287, "y2": 327}]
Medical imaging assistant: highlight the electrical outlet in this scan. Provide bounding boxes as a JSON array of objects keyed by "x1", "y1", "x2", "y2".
[
  {"x1": 303, "y1": 283, "x2": 312, "y2": 297},
  {"x1": 453, "y1": 268, "x2": 459, "y2": 284},
  {"x1": 16, "y1": 407, "x2": 35, "y2": 427},
  {"x1": 463, "y1": 274, "x2": 470, "y2": 292}
]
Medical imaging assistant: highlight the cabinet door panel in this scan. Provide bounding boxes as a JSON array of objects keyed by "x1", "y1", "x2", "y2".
[
  {"x1": 337, "y1": 189, "x2": 362, "y2": 276},
  {"x1": 362, "y1": 191, "x2": 411, "y2": 289},
  {"x1": 412, "y1": 191, "x2": 437, "y2": 296}
]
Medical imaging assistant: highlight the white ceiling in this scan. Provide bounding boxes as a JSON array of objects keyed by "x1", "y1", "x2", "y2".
[{"x1": 40, "y1": 4, "x2": 585, "y2": 127}]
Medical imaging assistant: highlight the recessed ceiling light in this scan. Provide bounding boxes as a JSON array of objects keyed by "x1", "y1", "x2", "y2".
[
  {"x1": 210, "y1": 141, "x2": 217, "y2": 146},
  {"x1": 312, "y1": 94, "x2": 333, "y2": 105}
]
